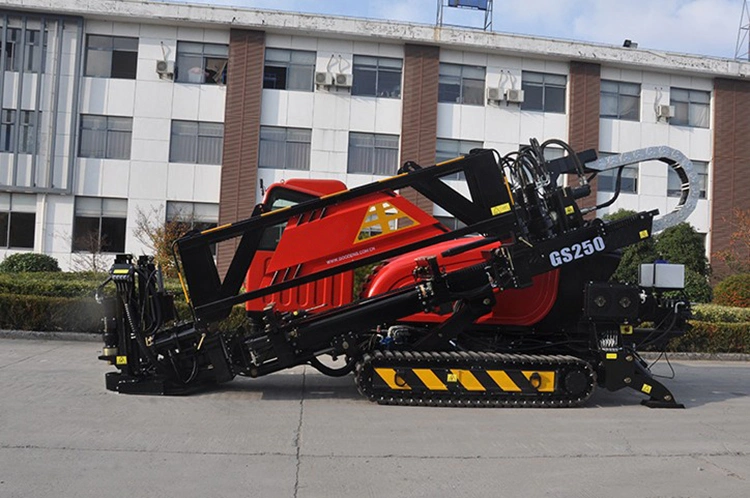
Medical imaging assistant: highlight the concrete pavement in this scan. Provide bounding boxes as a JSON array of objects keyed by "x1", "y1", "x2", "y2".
[{"x1": 1, "y1": 338, "x2": 749, "y2": 497}]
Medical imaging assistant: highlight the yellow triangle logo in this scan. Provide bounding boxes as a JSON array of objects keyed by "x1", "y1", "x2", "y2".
[{"x1": 355, "y1": 202, "x2": 419, "y2": 243}]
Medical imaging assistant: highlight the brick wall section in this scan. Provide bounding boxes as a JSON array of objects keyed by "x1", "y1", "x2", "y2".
[
  {"x1": 216, "y1": 29, "x2": 265, "y2": 276},
  {"x1": 399, "y1": 44, "x2": 440, "y2": 214},
  {"x1": 567, "y1": 61, "x2": 601, "y2": 215},
  {"x1": 711, "y1": 78, "x2": 750, "y2": 275}
]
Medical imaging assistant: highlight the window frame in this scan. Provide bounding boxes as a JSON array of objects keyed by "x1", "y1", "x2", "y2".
[
  {"x1": 72, "y1": 197, "x2": 127, "y2": 253},
  {"x1": 78, "y1": 115, "x2": 133, "y2": 160},
  {"x1": 438, "y1": 62, "x2": 486, "y2": 106},
  {"x1": 520, "y1": 71, "x2": 567, "y2": 113},
  {"x1": 262, "y1": 48, "x2": 316, "y2": 92},
  {"x1": 596, "y1": 157, "x2": 639, "y2": 194},
  {"x1": 175, "y1": 41, "x2": 228, "y2": 85},
  {"x1": 600, "y1": 80, "x2": 641, "y2": 121},
  {"x1": 84, "y1": 34, "x2": 139, "y2": 79},
  {"x1": 4, "y1": 27, "x2": 46, "y2": 73},
  {"x1": 670, "y1": 87, "x2": 710, "y2": 128},
  {"x1": 351, "y1": 55, "x2": 403, "y2": 99},
  {"x1": 258, "y1": 126, "x2": 312, "y2": 171},
  {"x1": 0, "y1": 109, "x2": 38, "y2": 154},
  {"x1": 169, "y1": 120, "x2": 224, "y2": 165},
  {"x1": 435, "y1": 137, "x2": 483, "y2": 181},
  {"x1": 347, "y1": 132, "x2": 400, "y2": 175}
]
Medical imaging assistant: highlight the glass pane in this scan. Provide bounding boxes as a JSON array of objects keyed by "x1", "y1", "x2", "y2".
[
  {"x1": 689, "y1": 103, "x2": 709, "y2": 128},
  {"x1": 113, "y1": 36, "x2": 138, "y2": 51},
  {"x1": 264, "y1": 65, "x2": 287, "y2": 89},
  {"x1": 438, "y1": 79, "x2": 461, "y2": 103},
  {"x1": 87, "y1": 35, "x2": 112, "y2": 50},
  {"x1": 173, "y1": 120, "x2": 199, "y2": 136},
  {"x1": 11, "y1": 193, "x2": 36, "y2": 212},
  {"x1": 439, "y1": 63, "x2": 461, "y2": 77},
  {"x1": 108, "y1": 117, "x2": 132, "y2": 132},
  {"x1": 199, "y1": 122, "x2": 224, "y2": 137},
  {"x1": 197, "y1": 136, "x2": 223, "y2": 164},
  {"x1": 600, "y1": 94, "x2": 618, "y2": 117},
  {"x1": 521, "y1": 83, "x2": 543, "y2": 111},
  {"x1": 72, "y1": 216, "x2": 100, "y2": 251},
  {"x1": 354, "y1": 55, "x2": 378, "y2": 67},
  {"x1": 352, "y1": 67, "x2": 377, "y2": 96},
  {"x1": 203, "y1": 43, "x2": 228, "y2": 57},
  {"x1": 102, "y1": 198, "x2": 127, "y2": 217},
  {"x1": 260, "y1": 126, "x2": 286, "y2": 142},
  {"x1": 597, "y1": 170, "x2": 616, "y2": 192},
  {"x1": 373, "y1": 147, "x2": 397, "y2": 175},
  {"x1": 545, "y1": 86, "x2": 566, "y2": 113},
  {"x1": 670, "y1": 88, "x2": 689, "y2": 102},
  {"x1": 288, "y1": 65, "x2": 313, "y2": 91},
  {"x1": 379, "y1": 57, "x2": 402, "y2": 69},
  {"x1": 204, "y1": 58, "x2": 227, "y2": 84},
  {"x1": 193, "y1": 202, "x2": 219, "y2": 221},
  {"x1": 286, "y1": 128, "x2": 311, "y2": 143},
  {"x1": 619, "y1": 95, "x2": 640, "y2": 120},
  {"x1": 0, "y1": 193, "x2": 9, "y2": 210},
  {"x1": 545, "y1": 74, "x2": 567, "y2": 86},
  {"x1": 291, "y1": 50, "x2": 315, "y2": 64},
  {"x1": 462, "y1": 65, "x2": 485, "y2": 79},
  {"x1": 107, "y1": 130, "x2": 132, "y2": 159},
  {"x1": 348, "y1": 145, "x2": 373, "y2": 173},
  {"x1": 85, "y1": 49, "x2": 111, "y2": 77},
  {"x1": 9, "y1": 212, "x2": 35, "y2": 248},
  {"x1": 101, "y1": 217, "x2": 126, "y2": 252},
  {"x1": 111, "y1": 51, "x2": 138, "y2": 79},
  {"x1": 523, "y1": 71, "x2": 544, "y2": 83},
  {"x1": 691, "y1": 90, "x2": 710, "y2": 104},
  {"x1": 672, "y1": 102, "x2": 689, "y2": 125},
  {"x1": 349, "y1": 132, "x2": 374, "y2": 147},
  {"x1": 600, "y1": 80, "x2": 618, "y2": 93},
  {"x1": 266, "y1": 48, "x2": 290, "y2": 62},
  {"x1": 179, "y1": 42, "x2": 204, "y2": 55},
  {"x1": 171, "y1": 134, "x2": 197, "y2": 163},
  {"x1": 79, "y1": 129, "x2": 107, "y2": 158},
  {"x1": 462, "y1": 78, "x2": 484, "y2": 105},
  {"x1": 374, "y1": 134, "x2": 399, "y2": 148},
  {"x1": 76, "y1": 197, "x2": 102, "y2": 216},
  {"x1": 176, "y1": 54, "x2": 204, "y2": 83},
  {"x1": 667, "y1": 168, "x2": 682, "y2": 197},
  {"x1": 167, "y1": 201, "x2": 193, "y2": 220},
  {"x1": 377, "y1": 69, "x2": 401, "y2": 98},
  {"x1": 82, "y1": 115, "x2": 107, "y2": 130},
  {"x1": 0, "y1": 212, "x2": 7, "y2": 247},
  {"x1": 621, "y1": 83, "x2": 640, "y2": 96},
  {"x1": 259, "y1": 140, "x2": 284, "y2": 168},
  {"x1": 286, "y1": 142, "x2": 310, "y2": 170}
]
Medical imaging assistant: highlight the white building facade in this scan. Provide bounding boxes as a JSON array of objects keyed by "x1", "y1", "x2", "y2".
[{"x1": 0, "y1": 0, "x2": 747, "y2": 272}]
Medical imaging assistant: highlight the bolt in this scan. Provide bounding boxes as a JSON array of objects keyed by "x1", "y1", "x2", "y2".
[
  {"x1": 624, "y1": 377, "x2": 632, "y2": 384},
  {"x1": 342, "y1": 341, "x2": 350, "y2": 350},
  {"x1": 664, "y1": 394, "x2": 672, "y2": 401},
  {"x1": 483, "y1": 298, "x2": 491, "y2": 306},
  {"x1": 626, "y1": 355, "x2": 633, "y2": 362}
]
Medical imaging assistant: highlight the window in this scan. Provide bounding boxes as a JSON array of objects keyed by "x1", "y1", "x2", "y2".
[
  {"x1": 259, "y1": 126, "x2": 311, "y2": 170},
  {"x1": 72, "y1": 197, "x2": 127, "y2": 253},
  {"x1": 438, "y1": 63, "x2": 485, "y2": 106},
  {"x1": 597, "y1": 160, "x2": 638, "y2": 194},
  {"x1": 258, "y1": 188, "x2": 316, "y2": 251},
  {"x1": 521, "y1": 72, "x2": 566, "y2": 113},
  {"x1": 169, "y1": 120, "x2": 224, "y2": 165},
  {"x1": 263, "y1": 48, "x2": 315, "y2": 91},
  {"x1": 176, "y1": 41, "x2": 228, "y2": 84},
  {"x1": 84, "y1": 35, "x2": 138, "y2": 79},
  {"x1": 4, "y1": 28, "x2": 45, "y2": 73},
  {"x1": 347, "y1": 132, "x2": 400, "y2": 175},
  {"x1": 352, "y1": 56, "x2": 402, "y2": 98},
  {"x1": 434, "y1": 216, "x2": 467, "y2": 231},
  {"x1": 79, "y1": 115, "x2": 132, "y2": 160},
  {"x1": 167, "y1": 201, "x2": 219, "y2": 255},
  {"x1": 600, "y1": 80, "x2": 640, "y2": 121},
  {"x1": 436, "y1": 138, "x2": 483, "y2": 181},
  {"x1": 0, "y1": 193, "x2": 35, "y2": 249},
  {"x1": 1, "y1": 109, "x2": 38, "y2": 154},
  {"x1": 668, "y1": 160, "x2": 708, "y2": 199},
  {"x1": 670, "y1": 88, "x2": 710, "y2": 128}
]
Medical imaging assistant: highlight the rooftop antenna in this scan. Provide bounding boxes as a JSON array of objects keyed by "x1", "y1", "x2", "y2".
[
  {"x1": 735, "y1": 0, "x2": 750, "y2": 60},
  {"x1": 437, "y1": 0, "x2": 493, "y2": 31}
]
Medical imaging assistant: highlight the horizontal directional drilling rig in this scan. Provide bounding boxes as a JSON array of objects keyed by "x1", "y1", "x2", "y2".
[{"x1": 97, "y1": 139, "x2": 698, "y2": 408}]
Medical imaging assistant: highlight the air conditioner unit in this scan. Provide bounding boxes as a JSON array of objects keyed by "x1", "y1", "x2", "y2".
[
  {"x1": 486, "y1": 87, "x2": 503, "y2": 102},
  {"x1": 155, "y1": 60, "x2": 174, "y2": 77},
  {"x1": 334, "y1": 73, "x2": 353, "y2": 88},
  {"x1": 656, "y1": 104, "x2": 675, "y2": 119},
  {"x1": 315, "y1": 71, "x2": 334, "y2": 86},
  {"x1": 505, "y1": 88, "x2": 525, "y2": 103}
]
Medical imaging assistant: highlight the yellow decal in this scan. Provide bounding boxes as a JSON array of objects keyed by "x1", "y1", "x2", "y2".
[
  {"x1": 486, "y1": 370, "x2": 521, "y2": 392},
  {"x1": 413, "y1": 369, "x2": 448, "y2": 391},
  {"x1": 374, "y1": 368, "x2": 411, "y2": 390},
  {"x1": 620, "y1": 324, "x2": 634, "y2": 335},
  {"x1": 606, "y1": 353, "x2": 618, "y2": 360},
  {"x1": 451, "y1": 369, "x2": 485, "y2": 392},
  {"x1": 435, "y1": 156, "x2": 465, "y2": 167},
  {"x1": 446, "y1": 373, "x2": 458, "y2": 383},
  {"x1": 565, "y1": 205, "x2": 575, "y2": 215},
  {"x1": 113, "y1": 269, "x2": 129, "y2": 275},
  {"x1": 354, "y1": 202, "x2": 419, "y2": 243},
  {"x1": 116, "y1": 356, "x2": 127, "y2": 365},
  {"x1": 378, "y1": 172, "x2": 408, "y2": 182},
  {"x1": 639, "y1": 230, "x2": 649, "y2": 239},
  {"x1": 522, "y1": 371, "x2": 556, "y2": 392},
  {"x1": 201, "y1": 222, "x2": 231, "y2": 234},
  {"x1": 490, "y1": 203, "x2": 511, "y2": 216},
  {"x1": 641, "y1": 384, "x2": 652, "y2": 394}
]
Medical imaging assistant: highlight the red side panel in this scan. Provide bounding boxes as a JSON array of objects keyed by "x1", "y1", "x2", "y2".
[
  {"x1": 245, "y1": 250, "x2": 354, "y2": 312},
  {"x1": 363, "y1": 237, "x2": 560, "y2": 326}
]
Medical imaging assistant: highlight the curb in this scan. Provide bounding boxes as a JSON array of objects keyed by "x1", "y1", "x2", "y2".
[{"x1": 1, "y1": 329, "x2": 749, "y2": 361}]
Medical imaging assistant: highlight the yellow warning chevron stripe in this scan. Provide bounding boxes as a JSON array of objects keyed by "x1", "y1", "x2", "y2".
[
  {"x1": 374, "y1": 368, "x2": 411, "y2": 390},
  {"x1": 522, "y1": 371, "x2": 555, "y2": 392},
  {"x1": 486, "y1": 370, "x2": 521, "y2": 392},
  {"x1": 451, "y1": 369, "x2": 485, "y2": 392},
  {"x1": 413, "y1": 369, "x2": 448, "y2": 391}
]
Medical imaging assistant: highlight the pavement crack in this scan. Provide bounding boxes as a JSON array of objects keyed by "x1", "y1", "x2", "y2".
[
  {"x1": 293, "y1": 366, "x2": 306, "y2": 498},
  {"x1": 693, "y1": 455, "x2": 746, "y2": 480}
]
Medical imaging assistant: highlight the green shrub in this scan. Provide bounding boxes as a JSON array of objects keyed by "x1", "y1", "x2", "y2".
[
  {"x1": 692, "y1": 303, "x2": 750, "y2": 323},
  {"x1": 0, "y1": 253, "x2": 60, "y2": 273},
  {"x1": 669, "y1": 320, "x2": 750, "y2": 354},
  {"x1": 0, "y1": 294, "x2": 103, "y2": 332},
  {"x1": 713, "y1": 273, "x2": 750, "y2": 308},
  {"x1": 683, "y1": 268, "x2": 713, "y2": 303}
]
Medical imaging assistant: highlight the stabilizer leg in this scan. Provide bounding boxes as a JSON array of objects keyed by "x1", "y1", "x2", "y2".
[{"x1": 600, "y1": 347, "x2": 684, "y2": 408}]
